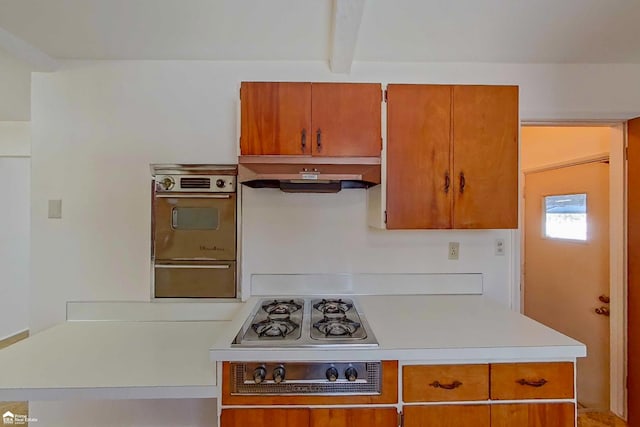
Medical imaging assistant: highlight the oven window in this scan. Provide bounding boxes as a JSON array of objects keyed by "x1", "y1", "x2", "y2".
[{"x1": 172, "y1": 207, "x2": 219, "y2": 230}]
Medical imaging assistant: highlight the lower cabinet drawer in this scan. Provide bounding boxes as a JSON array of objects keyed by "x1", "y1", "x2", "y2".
[
  {"x1": 490, "y1": 362, "x2": 574, "y2": 400},
  {"x1": 491, "y1": 403, "x2": 575, "y2": 427},
  {"x1": 403, "y1": 405, "x2": 490, "y2": 427},
  {"x1": 403, "y1": 364, "x2": 489, "y2": 402}
]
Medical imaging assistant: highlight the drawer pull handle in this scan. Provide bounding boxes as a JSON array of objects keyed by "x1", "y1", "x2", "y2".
[
  {"x1": 516, "y1": 378, "x2": 548, "y2": 387},
  {"x1": 429, "y1": 380, "x2": 462, "y2": 390}
]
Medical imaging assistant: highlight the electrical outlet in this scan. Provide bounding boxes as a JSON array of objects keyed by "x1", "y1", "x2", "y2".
[
  {"x1": 448, "y1": 242, "x2": 460, "y2": 260},
  {"x1": 495, "y1": 238, "x2": 505, "y2": 256}
]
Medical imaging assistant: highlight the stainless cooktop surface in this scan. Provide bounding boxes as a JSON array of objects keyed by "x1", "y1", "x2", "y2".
[{"x1": 232, "y1": 297, "x2": 378, "y2": 348}]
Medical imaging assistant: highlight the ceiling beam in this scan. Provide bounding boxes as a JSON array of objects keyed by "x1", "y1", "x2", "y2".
[
  {"x1": 0, "y1": 26, "x2": 58, "y2": 72},
  {"x1": 329, "y1": 0, "x2": 366, "y2": 74}
]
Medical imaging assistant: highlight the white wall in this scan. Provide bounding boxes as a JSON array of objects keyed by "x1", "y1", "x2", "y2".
[
  {"x1": 0, "y1": 121, "x2": 31, "y2": 156},
  {"x1": 0, "y1": 52, "x2": 31, "y2": 340},
  {"x1": 0, "y1": 157, "x2": 30, "y2": 340},
  {"x1": 30, "y1": 399, "x2": 217, "y2": 427},
  {"x1": 29, "y1": 60, "x2": 640, "y2": 334},
  {"x1": 0, "y1": 48, "x2": 31, "y2": 121},
  {"x1": 521, "y1": 126, "x2": 611, "y2": 171}
]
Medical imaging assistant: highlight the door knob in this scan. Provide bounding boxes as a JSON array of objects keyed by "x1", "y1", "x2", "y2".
[
  {"x1": 599, "y1": 295, "x2": 610, "y2": 304},
  {"x1": 595, "y1": 307, "x2": 610, "y2": 317}
]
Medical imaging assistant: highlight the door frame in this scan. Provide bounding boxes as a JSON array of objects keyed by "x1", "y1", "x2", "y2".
[{"x1": 518, "y1": 121, "x2": 627, "y2": 418}]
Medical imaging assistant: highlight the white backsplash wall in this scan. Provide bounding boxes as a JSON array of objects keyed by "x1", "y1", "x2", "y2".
[
  {"x1": 241, "y1": 188, "x2": 514, "y2": 304},
  {"x1": 30, "y1": 60, "x2": 640, "y2": 332}
]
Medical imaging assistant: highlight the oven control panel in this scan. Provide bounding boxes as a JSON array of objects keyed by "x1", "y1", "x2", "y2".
[
  {"x1": 229, "y1": 361, "x2": 381, "y2": 395},
  {"x1": 154, "y1": 174, "x2": 236, "y2": 193}
]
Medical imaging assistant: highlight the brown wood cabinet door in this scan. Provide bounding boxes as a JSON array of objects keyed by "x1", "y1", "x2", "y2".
[
  {"x1": 221, "y1": 408, "x2": 309, "y2": 427},
  {"x1": 386, "y1": 84, "x2": 452, "y2": 229},
  {"x1": 491, "y1": 403, "x2": 575, "y2": 427},
  {"x1": 310, "y1": 408, "x2": 397, "y2": 427},
  {"x1": 628, "y1": 116, "x2": 640, "y2": 427},
  {"x1": 452, "y1": 85, "x2": 519, "y2": 229},
  {"x1": 311, "y1": 82, "x2": 381, "y2": 157},
  {"x1": 240, "y1": 82, "x2": 311, "y2": 155},
  {"x1": 403, "y1": 405, "x2": 490, "y2": 427}
]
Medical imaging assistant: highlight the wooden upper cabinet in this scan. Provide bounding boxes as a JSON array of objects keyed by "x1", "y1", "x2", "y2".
[
  {"x1": 240, "y1": 82, "x2": 312, "y2": 155},
  {"x1": 240, "y1": 82, "x2": 381, "y2": 157},
  {"x1": 311, "y1": 83, "x2": 382, "y2": 157},
  {"x1": 386, "y1": 84, "x2": 519, "y2": 230},
  {"x1": 452, "y1": 85, "x2": 519, "y2": 229},
  {"x1": 386, "y1": 84, "x2": 452, "y2": 229}
]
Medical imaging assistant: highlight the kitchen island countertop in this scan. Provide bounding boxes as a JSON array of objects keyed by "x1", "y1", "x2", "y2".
[
  {"x1": 0, "y1": 295, "x2": 585, "y2": 401},
  {"x1": 209, "y1": 294, "x2": 586, "y2": 362},
  {"x1": 0, "y1": 320, "x2": 232, "y2": 401}
]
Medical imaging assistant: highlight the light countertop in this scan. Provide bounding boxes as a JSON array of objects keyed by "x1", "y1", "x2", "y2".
[
  {"x1": 0, "y1": 321, "x2": 230, "y2": 401},
  {"x1": 209, "y1": 295, "x2": 586, "y2": 362},
  {"x1": 0, "y1": 295, "x2": 586, "y2": 401}
]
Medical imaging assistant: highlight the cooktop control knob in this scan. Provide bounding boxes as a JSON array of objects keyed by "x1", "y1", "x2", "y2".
[
  {"x1": 159, "y1": 176, "x2": 175, "y2": 191},
  {"x1": 216, "y1": 178, "x2": 226, "y2": 188},
  {"x1": 326, "y1": 367, "x2": 339, "y2": 382},
  {"x1": 345, "y1": 367, "x2": 358, "y2": 382},
  {"x1": 253, "y1": 366, "x2": 267, "y2": 384},
  {"x1": 273, "y1": 366, "x2": 286, "y2": 383}
]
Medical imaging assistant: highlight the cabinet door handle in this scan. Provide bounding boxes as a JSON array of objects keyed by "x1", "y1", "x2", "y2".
[
  {"x1": 459, "y1": 172, "x2": 466, "y2": 193},
  {"x1": 429, "y1": 380, "x2": 462, "y2": 390},
  {"x1": 316, "y1": 129, "x2": 322, "y2": 152},
  {"x1": 444, "y1": 172, "x2": 450, "y2": 194},
  {"x1": 516, "y1": 378, "x2": 548, "y2": 387},
  {"x1": 301, "y1": 129, "x2": 307, "y2": 152}
]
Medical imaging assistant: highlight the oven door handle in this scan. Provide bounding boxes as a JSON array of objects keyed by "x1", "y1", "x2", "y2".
[
  {"x1": 155, "y1": 194, "x2": 232, "y2": 199},
  {"x1": 155, "y1": 264, "x2": 231, "y2": 269}
]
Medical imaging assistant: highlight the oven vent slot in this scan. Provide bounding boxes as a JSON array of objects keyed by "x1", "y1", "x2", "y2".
[{"x1": 180, "y1": 177, "x2": 211, "y2": 189}]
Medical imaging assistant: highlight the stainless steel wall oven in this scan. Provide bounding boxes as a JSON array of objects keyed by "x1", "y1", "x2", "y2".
[{"x1": 151, "y1": 164, "x2": 238, "y2": 298}]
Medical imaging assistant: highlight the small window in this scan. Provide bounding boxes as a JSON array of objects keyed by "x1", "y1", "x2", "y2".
[{"x1": 544, "y1": 193, "x2": 587, "y2": 241}]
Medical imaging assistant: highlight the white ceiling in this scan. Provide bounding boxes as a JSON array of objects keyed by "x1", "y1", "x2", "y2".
[{"x1": 0, "y1": 0, "x2": 639, "y2": 64}]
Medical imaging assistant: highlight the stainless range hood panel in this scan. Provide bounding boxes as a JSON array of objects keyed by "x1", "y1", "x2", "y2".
[{"x1": 238, "y1": 156, "x2": 381, "y2": 193}]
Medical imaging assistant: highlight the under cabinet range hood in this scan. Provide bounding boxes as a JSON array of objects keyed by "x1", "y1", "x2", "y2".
[{"x1": 238, "y1": 156, "x2": 381, "y2": 193}]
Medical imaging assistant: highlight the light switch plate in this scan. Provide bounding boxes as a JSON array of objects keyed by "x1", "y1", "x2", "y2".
[{"x1": 48, "y1": 199, "x2": 62, "y2": 219}]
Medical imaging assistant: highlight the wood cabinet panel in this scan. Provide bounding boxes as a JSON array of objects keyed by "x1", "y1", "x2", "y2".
[
  {"x1": 310, "y1": 408, "x2": 397, "y2": 427},
  {"x1": 311, "y1": 82, "x2": 381, "y2": 157},
  {"x1": 240, "y1": 82, "x2": 311, "y2": 155},
  {"x1": 491, "y1": 403, "x2": 575, "y2": 427},
  {"x1": 222, "y1": 360, "x2": 398, "y2": 405},
  {"x1": 403, "y1": 404, "x2": 490, "y2": 427},
  {"x1": 491, "y1": 362, "x2": 574, "y2": 400},
  {"x1": 627, "y1": 116, "x2": 640, "y2": 427},
  {"x1": 221, "y1": 408, "x2": 309, "y2": 427},
  {"x1": 452, "y1": 85, "x2": 519, "y2": 229},
  {"x1": 403, "y1": 364, "x2": 489, "y2": 402},
  {"x1": 386, "y1": 84, "x2": 452, "y2": 229}
]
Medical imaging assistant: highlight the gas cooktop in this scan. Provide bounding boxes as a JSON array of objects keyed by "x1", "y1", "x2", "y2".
[{"x1": 231, "y1": 297, "x2": 378, "y2": 348}]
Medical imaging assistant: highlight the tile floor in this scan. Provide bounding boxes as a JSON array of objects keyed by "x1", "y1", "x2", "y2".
[{"x1": 578, "y1": 410, "x2": 627, "y2": 427}]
